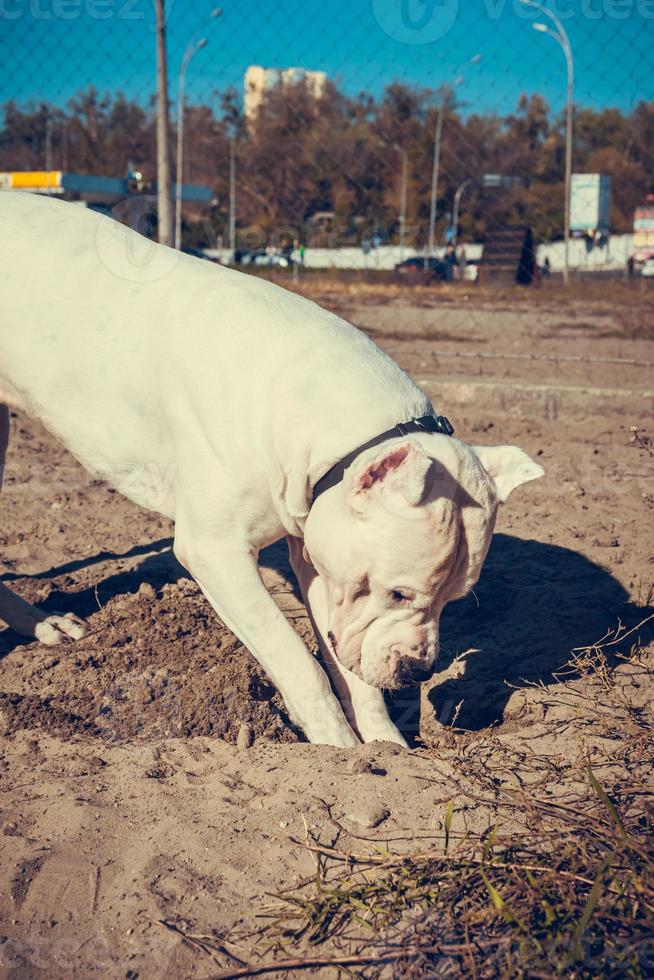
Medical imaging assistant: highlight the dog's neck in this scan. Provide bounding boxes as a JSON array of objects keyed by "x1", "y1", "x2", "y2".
[{"x1": 311, "y1": 414, "x2": 454, "y2": 504}]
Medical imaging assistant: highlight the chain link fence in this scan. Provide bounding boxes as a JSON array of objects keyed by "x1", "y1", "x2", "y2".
[{"x1": 0, "y1": 0, "x2": 652, "y2": 277}]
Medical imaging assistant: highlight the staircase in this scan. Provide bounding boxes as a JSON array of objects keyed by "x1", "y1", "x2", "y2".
[{"x1": 479, "y1": 226, "x2": 536, "y2": 285}]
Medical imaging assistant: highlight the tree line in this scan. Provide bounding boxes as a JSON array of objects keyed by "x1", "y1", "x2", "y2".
[{"x1": 1, "y1": 81, "x2": 652, "y2": 247}]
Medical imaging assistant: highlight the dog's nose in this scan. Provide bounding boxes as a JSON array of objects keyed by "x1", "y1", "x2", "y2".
[
  {"x1": 388, "y1": 643, "x2": 434, "y2": 686},
  {"x1": 387, "y1": 643, "x2": 421, "y2": 676}
]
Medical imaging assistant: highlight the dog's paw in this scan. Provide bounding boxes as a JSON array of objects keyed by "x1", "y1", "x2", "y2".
[
  {"x1": 34, "y1": 612, "x2": 89, "y2": 646},
  {"x1": 303, "y1": 721, "x2": 361, "y2": 748},
  {"x1": 357, "y1": 722, "x2": 409, "y2": 748}
]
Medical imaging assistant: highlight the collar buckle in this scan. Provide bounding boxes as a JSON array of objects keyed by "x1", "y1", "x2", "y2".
[{"x1": 435, "y1": 415, "x2": 455, "y2": 436}]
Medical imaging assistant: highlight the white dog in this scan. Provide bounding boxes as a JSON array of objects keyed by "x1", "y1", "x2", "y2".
[{"x1": 0, "y1": 193, "x2": 543, "y2": 747}]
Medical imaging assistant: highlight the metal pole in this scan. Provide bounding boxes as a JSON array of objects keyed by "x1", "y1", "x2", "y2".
[
  {"x1": 426, "y1": 103, "x2": 443, "y2": 264},
  {"x1": 45, "y1": 114, "x2": 52, "y2": 193},
  {"x1": 425, "y1": 57, "x2": 480, "y2": 266},
  {"x1": 397, "y1": 145, "x2": 408, "y2": 262},
  {"x1": 155, "y1": 0, "x2": 173, "y2": 246},
  {"x1": 61, "y1": 122, "x2": 68, "y2": 171},
  {"x1": 452, "y1": 178, "x2": 472, "y2": 247},
  {"x1": 174, "y1": 47, "x2": 191, "y2": 251},
  {"x1": 520, "y1": 1, "x2": 574, "y2": 285},
  {"x1": 563, "y1": 40, "x2": 574, "y2": 286},
  {"x1": 175, "y1": 38, "x2": 209, "y2": 250},
  {"x1": 173, "y1": 11, "x2": 220, "y2": 250},
  {"x1": 229, "y1": 136, "x2": 236, "y2": 258}
]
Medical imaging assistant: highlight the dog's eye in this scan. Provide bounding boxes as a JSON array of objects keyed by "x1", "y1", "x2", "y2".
[{"x1": 390, "y1": 589, "x2": 413, "y2": 604}]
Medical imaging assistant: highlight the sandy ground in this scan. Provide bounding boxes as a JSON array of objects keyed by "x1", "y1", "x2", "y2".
[{"x1": 1, "y1": 282, "x2": 653, "y2": 977}]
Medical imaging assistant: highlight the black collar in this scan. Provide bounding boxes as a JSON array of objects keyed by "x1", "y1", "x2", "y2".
[{"x1": 311, "y1": 414, "x2": 454, "y2": 503}]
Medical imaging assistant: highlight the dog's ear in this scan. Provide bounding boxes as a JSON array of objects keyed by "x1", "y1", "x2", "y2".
[
  {"x1": 346, "y1": 441, "x2": 432, "y2": 512},
  {"x1": 473, "y1": 445, "x2": 544, "y2": 502}
]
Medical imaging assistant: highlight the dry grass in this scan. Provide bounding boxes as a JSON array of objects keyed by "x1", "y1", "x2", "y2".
[
  {"x1": 249, "y1": 266, "x2": 654, "y2": 313},
  {"x1": 592, "y1": 309, "x2": 654, "y2": 341},
  {"x1": 241, "y1": 268, "x2": 654, "y2": 347},
  {"x1": 554, "y1": 616, "x2": 653, "y2": 693},
  {"x1": 202, "y1": 622, "x2": 654, "y2": 979},
  {"x1": 244, "y1": 769, "x2": 653, "y2": 978}
]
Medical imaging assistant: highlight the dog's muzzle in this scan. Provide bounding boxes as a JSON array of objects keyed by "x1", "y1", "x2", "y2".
[{"x1": 386, "y1": 643, "x2": 435, "y2": 686}]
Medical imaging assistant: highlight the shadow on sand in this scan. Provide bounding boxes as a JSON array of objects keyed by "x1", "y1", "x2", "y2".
[
  {"x1": 2, "y1": 534, "x2": 651, "y2": 745},
  {"x1": 389, "y1": 533, "x2": 653, "y2": 740}
]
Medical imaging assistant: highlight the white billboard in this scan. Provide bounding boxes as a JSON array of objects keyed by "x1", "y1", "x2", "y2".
[{"x1": 570, "y1": 174, "x2": 611, "y2": 233}]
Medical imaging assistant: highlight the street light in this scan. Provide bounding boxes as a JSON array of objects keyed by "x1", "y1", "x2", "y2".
[
  {"x1": 452, "y1": 177, "x2": 473, "y2": 247},
  {"x1": 155, "y1": 0, "x2": 173, "y2": 246},
  {"x1": 394, "y1": 143, "x2": 408, "y2": 261},
  {"x1": 228, "y1": 134, "x2": 236, "y2": 258},
  {"x1": 426, "y1": 54, "x2": 481, "y2": 264},
  {"x1": 520, "y1": 0, "x2": 574, "y2": 284},
  {"x1": 45, "y1": 112, "x2": 52, "y2": 193},
  {"x1": 174, "y1": 8, "x2": 222, "y2": 251},
  {"x1": 372, "y1": 137, "x2": 408, "y2": 262}
]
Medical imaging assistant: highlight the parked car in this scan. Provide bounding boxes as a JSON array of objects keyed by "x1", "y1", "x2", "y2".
[
  {"x1": 463, "y1": 260, "x2": 479, "y2": 282},
  {"x1": 252, "y1": 250, "x2": 294, "y2": 269},
  {"x1": 237, "y1": 249, "x2": 294, "y2": 269},
  {"x1": 641, "y1": 257, "x2": 654, "y2": 277},
  {"x1": 394, "y1": 256, "x2": 448, "y2": 282},
  {"x1": 182, "y1": 246, "x2": 214, "y2": 262}
]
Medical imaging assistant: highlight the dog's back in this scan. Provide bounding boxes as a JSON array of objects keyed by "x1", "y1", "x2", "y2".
[{"x1": 0, "y1": 192, "x2": 430, "y2": 515}]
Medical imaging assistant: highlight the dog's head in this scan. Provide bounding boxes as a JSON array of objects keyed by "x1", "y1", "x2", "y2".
[{"x1": 304, "y1": 434, "x2": 543, "y2": 690}]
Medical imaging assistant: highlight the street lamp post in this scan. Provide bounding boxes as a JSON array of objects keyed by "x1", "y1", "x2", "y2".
[
  {"x1": 426, "y1": 54, "x2": 481, "y2": 265},
  {"x1": 229, "y1": 135, "x2": 236, "y2": 257},
  {"x1": 174, "y1": 8, "x2": 222, "y2": 251},
  {"x1": 155, "y1": 0, "x2": 173, "y2": 247},
  {"x1": 452, "y1": 177, "x2": 473, "y2": 247},
  {"x1": 45, "y1": 113, "x2": 52, "y2": 193},
  {"x1": 395, "y1": 144, "x2": 408, "y2": 261},
  {"x1": 426, "y1": 104, "x2": 444, "y2": 263},
  {"x1": 520, "y1": 0, "x2": 574, "y2": 285},
  {"x1": 175, "y1": 38, "x2": 208, "y2": 250}
]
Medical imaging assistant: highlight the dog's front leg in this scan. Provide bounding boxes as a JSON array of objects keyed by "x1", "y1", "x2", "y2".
[
  {"x1": 287, "y1": 537, "x2": 408, "y2": 747},
  {"x1": 0, "y1": 581, "x2": 88, "y2": 645},
  {"x1": 174, "y1": 528, "x2": 358, "y2": 748}
]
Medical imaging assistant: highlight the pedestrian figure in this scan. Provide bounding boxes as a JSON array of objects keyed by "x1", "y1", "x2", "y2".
[{"x1": 444, "y1": 243, "x2": 458, "y2": 282}]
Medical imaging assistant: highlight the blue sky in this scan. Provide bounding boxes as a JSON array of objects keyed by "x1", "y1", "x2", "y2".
[{"x1": 0, "y1": 0, "x2": 651, "y2": 120}]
